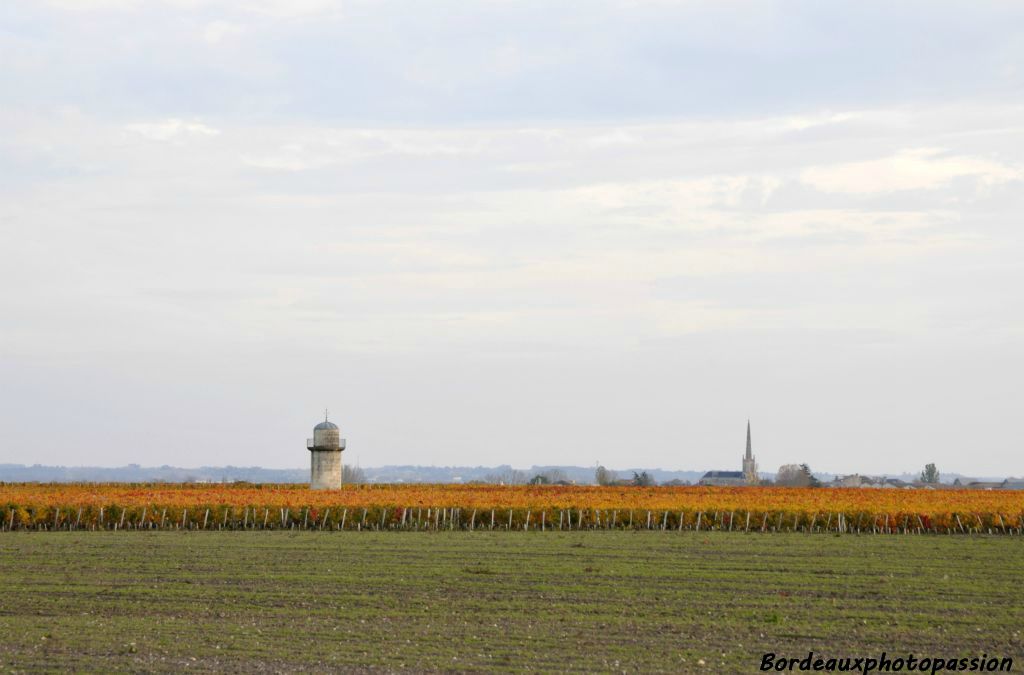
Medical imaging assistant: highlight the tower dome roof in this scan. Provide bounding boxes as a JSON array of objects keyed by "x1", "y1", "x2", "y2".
[{"x1": 314, "y1": 420, "x2": 338, "y2": 431}]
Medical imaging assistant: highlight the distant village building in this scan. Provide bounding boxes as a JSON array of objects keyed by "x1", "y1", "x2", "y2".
[
  {"x1": 953, "y1": 478, "x2": 1024, "y2": 490},
  {"x1": 307, "y1": 411, "x2": 346, "y2": 490},
  {"x1": 829, "y1": 474, "x2": 937, "y2": 489},
  {"x1": 700, "y1": 421, "x2": 759, "y2": 487}
]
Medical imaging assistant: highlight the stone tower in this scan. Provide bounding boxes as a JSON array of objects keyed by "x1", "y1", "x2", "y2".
[
  {"x1": 742, "y1": 420, "x2": 758, "y2": 484},
  {"x1": 307, "y1": 412, "x2": 346, "y2": 490}
]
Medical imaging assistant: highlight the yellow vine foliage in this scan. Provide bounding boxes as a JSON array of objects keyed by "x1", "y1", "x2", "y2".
[{"x1": 0, "y1": 482, "x2": 1021, "y2": 524}]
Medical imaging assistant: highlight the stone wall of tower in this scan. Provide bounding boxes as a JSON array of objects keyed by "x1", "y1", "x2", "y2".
[
  {"x1": 742, "y1": 454, "x2": 758, "y2": 484},
  {"x1": 310, "y1": 449, "x2": 343, "y2": 490}
]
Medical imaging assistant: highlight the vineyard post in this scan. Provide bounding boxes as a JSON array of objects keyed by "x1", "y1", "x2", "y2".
[
  {"x1": 303, "y1": 509, "x2": 309, "y2": 530},
  {"x1": 646, "y1": 511, "x2": 651, "y2": 530},
  {"x1": 567, "y1": 510, "x2": 572, "y2": 530},
  {"x1": 558, "y1": 511, "x2": 563, "y2": 530},
  {"x1": 541, "y1": 511, "x2": 545, "y2": 532},
  {"x1": 825, "y1": 513, "x2": 832, "y2": 532},
  {"x1": 681, "y1": 512, "x2": 686, "y2": 532},
  {"x1": 594, "y1": 510, "x2": 600, "y2": 528},
  {"x1": 525, "y1": 510, "x2": 531, "y2": 531},
  {"x1": 628, "y1": 511, "x2": 633, "y2": 529},
  {"x1": 341, "y1": 508, "x2": 347, "y2": 530},
  {"x1": 54, "y1": 508, "x2": 60, "y2": 530},
  {"x1": 161, "y1": 508, "x2": 167, "y2": 529},
  {"x1": 777, "y1": 512, "x2": 783, "y2": 532},
  {"x1": 728, "y1": 511, "x2": 734, "y2": 532},
  {"x1": 884, "y1": 514, "x2": 889, "y2": 534},
  {"x1": 262, "y1": 509, "x2": 269, "y2": 529},
  {"x1": 203, "y1": 509, "x2": 209, "y2": 530},
  {"x1": 916, "y1": 514, "x2": 924, "y2": 534},
  {"x1": 809, "y1": 514, "x2": 816, "y2": 533},
  {"x1": 223, "y1": 509, "x2": 229, "y2": 530},
  {"x1": 761, "y1": 513, "x2": 768, "y2": 533},
  {"x1": 955, "y1": 514, "x2": 964, "y2": 533},
  {"x1": 612, "y1": 511, "x2": 618, "y2": 529},
  {"x1": 98, "y1": 507, "x2": 103, "y2": 530},
  {"x1": 182, "y1": 509, "x2": 188, "y2": 530},
  {"x1": 507, "y1": 509, "x2": 513, "y2": 530},
  {"x1": 381, "y1": 509, "x2": 387, "y2": 530},
  {"x1": 696, "y1": 512, "x2": 702, "y2": 532},
  {"x1": 362, "y1": 508, "x2": 368, "y2": 528},
  {"x1": 9, "y1": 509, "x2": 14, "y2": 531},
  {"x1": 470, "y1": 509, "x2": 476, "y2": 531},
  {"x1": 745, "y1": 511, "x2": 751, "y2": 532},
  {"x1": 662, "y1": 511, "x2": 668, "y2": 530},
  {"x1": 244, "y1": 508, "x2": 249, "y2": 529},
  {"x1": 491, "y1": 509, "x2": 495, "y2": 530}
]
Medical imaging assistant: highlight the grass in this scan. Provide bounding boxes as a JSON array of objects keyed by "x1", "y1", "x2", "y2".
[{"x1": 0, "y1": 532, "x2": 1021, "y2": 672}]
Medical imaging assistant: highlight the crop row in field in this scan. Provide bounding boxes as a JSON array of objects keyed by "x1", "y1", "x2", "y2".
[
  {"x1": 3, "y1": 532, "x2": 1020, "y2": 671},
  {"x1": 2, "y1": 483, "x2": 1023, "y2": 534}
]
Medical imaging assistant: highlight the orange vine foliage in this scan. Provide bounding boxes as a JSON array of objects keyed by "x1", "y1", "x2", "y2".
[{"x1": 1, "y1": 482, "x2": 1021, "y2": 515}]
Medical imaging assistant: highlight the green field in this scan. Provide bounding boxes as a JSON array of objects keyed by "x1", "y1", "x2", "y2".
[{"x1": 0, "y1": 532, "x2": 1021, "y2": 673}]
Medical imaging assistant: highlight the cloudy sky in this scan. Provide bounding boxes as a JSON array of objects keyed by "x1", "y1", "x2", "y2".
[{"x1": 2, "y1": 1, "x2": 1023, "y2": 475}]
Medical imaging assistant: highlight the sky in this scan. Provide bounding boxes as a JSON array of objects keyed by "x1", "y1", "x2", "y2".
[{"x1": 1, "y1": 1, "x2": 1023, "y2": 476}]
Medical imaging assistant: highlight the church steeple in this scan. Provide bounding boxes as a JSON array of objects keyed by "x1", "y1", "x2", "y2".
[
  {"x1": 742, "y1": 420, "x2": 757, "y2": 484},
  {"x1": 745, "y1": 419, "x2": 752, "y2": 460}
]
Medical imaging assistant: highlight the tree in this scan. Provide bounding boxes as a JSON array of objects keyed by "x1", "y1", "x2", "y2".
[
  {"x1": 775, "y1": 464, "x2": 804, "y2": 486},
  {"x1": 775, "y1": 464, "x2": 819, "y2": 487},
  {"x1": 483, "y1": 468, "x2": 529, "y2": 485},
  {"x1": 343, "y1": 465, "x2": 366, "y2": 483},
  {"x1": 534, "y1": 468, "x2": 569, "y2": 484},
  {"x1": 595, "y1": 465, "x2": 618, "y2": 486},
  {"x1": 631, "y1": 471, "x2": 655, "y2": 487},
  {"x1": 920, "y1": 463, "x2": 940, "y2": 484},
  {"x1": 799, "y1": 464, "x2": 821, "y2": 488}
]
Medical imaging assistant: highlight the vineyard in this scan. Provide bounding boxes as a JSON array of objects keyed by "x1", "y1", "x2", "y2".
[{"x1": 2, "y1": 483, "x2": 1023, "y2": 534}]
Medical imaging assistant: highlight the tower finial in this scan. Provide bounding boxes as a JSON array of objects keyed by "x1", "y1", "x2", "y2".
[{"x1": 325, "y1": 408, "x2": 329, "y2": 422}]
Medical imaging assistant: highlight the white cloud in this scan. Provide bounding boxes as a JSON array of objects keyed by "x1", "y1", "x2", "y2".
[
  {"x1": 202, "y1": 20, "x2": 244, "y2": 45},
  {"x1": 124, "y1": 118, "x2": 220, "y2": 142},
  {"x1": 801, "y1": 148, "x2": 1022, "y2": 195}
]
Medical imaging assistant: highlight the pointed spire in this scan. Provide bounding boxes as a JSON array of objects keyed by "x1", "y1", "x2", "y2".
[
  {"x1": 745, "y1": 419, "x2": 752, "y2": 459},
  {"x1": 325, "y1": 408, "x2": 329, "y2": 423}
]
